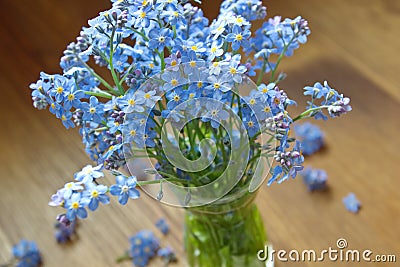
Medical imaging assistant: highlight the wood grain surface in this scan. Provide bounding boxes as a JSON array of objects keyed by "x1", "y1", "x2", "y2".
[{"x1": 0, "y1": 0, "x2": 399, "y2": 266}]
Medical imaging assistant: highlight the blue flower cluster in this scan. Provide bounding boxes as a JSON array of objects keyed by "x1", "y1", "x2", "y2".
[
  {"x1": 129, "y1": 230, "x2": 160, "y2": 267},
  {"x1": 122, "y1": 218, "x2": 176, "y2": 267},
  {"x1": 302, "y1": 81, "x2": 352, "y2": 120},
  {"x1": 12, "y1": 240, "x2": 42, "y2": 267},
  {"x1": 31, "y1": 0, "x2": 351, "y2": 219},
  {"x1": 49, "y1": 165, "x2": 140, "y2": 221},
  {"x1": 294, "y1": 122, "x2": 324, "y2": 156}
]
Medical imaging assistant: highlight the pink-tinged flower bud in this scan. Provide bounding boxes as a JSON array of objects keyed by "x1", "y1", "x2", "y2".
[
  {"x1": 291, "y1": 151, "x2": 300, "y2": 158},
  {"x1": 56, "y1": 214, "x2": 72, "y2": 227},
  {"x1": 134, "y1": 69, "x2": 142, "y2": 76}
]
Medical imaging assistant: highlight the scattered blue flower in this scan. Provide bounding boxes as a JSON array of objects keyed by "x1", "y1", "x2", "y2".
[
  {"x1": 294, "y1": 122, "x2": 324, "y2": 156},
  {"x1": 301, "y1": 167, "x2": 328, "y2": 191},
  {"x1": 55, "y1": 216, "x2": 77, "y2": 244},
  {"x1": 155, "y1": 218, "x2": 169, "y2": 235},
  {"x1": 12, "y1": 240, "x2": 42, "y2": 267},
  {"x1": 343, "y1": 193, "x2": 361, "y2": 213},
  {"x1": 129, "y1": 230, "x2": 160, "y2": 267},
  {"x1": 158, "y1": 247, "x2": 177, "y2": 265}
]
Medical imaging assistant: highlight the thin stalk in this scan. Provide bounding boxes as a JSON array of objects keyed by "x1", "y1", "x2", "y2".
[
  {"x1": 78, "y1": 58, "x2": 116, "y2": 93},
  {"x1": 109, "y1": 28, "x2": 125, "y2": 95},
  {"x1": 84, "y1": 91, "x2": 113, "y2": 99},
  {"x1": 293, "y1": 105, "x2": 329, "y2": 121},
  {"x1": 256, "y1": 59, "x2": 267, "y2": 85},
  {"x1": 270, "y1": 34, "x2": 297, "y2": 82}
]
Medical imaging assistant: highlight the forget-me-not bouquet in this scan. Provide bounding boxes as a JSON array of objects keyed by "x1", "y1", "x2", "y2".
[{"x1": 30, "y1": 0, "x2": 351, "y2": 265}]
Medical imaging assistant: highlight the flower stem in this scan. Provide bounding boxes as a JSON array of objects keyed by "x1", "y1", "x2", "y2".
[
  {"x1": 256, "y1": 59, "x2": 267, "y2": 86},
  {"x1": 84, "y1": 91, "x2": 113, "y2": 99},
  {"x1": 78, "y1": 59, "x2": 117, "y2": 94},
  {"x1": 137, "y1": 177, "x2": 185, "y2": 186},
  {"x1": 109, "y1": 28, "x2": 125, "y2": 95},
  {"x1": 293, "y1": 105, "x2": 329, "y2": 121},
  {"x1": 270, "y1": 34, "x2": 298, "y2": 82}
]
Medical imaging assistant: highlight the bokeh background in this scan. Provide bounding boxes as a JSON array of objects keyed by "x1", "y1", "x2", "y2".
[{"x1": 0, "y1": 0, "x2": 399, "y2": 266}]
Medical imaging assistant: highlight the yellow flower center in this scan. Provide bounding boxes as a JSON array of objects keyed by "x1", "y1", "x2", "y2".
[
  {"x1": 229, "y1": 67, "x2": 237, "y2": 74},
  {"x1": 89, "y1": 107, "x2": 96, "y2": 114},
  {"x1": 262, "y1": 88, "x2": 268, "y2": 93},
  {"x1": 66, "y1": 182, "x2": 74, "y2": 189},
  {"x1": 128, "y1": 99, "x2": 136, "y2": 106},
  {"x1": 213, "y1": 83, "x2": 221, "y2": 89},
  {"x1": 211, "y1": 47, "x2": 217, "y2": 53},
  {"x1": 263, "y1": 106, "x2": 271, "y2": 113},
  {"x1": 84, "y1": 166, "x2": 93, "y2": 174},
  {"x1": 91, "y1": 190, "x2": 99, "y2": 198},
  {"x1": 191, "y1": 45, "x2": 198, "y2": 51},
  {"x1": 170, "y1": 60, "x2": 177, "y2": 67},
  {"x1": 144, "y1": 93, "x2": 151, "y2": 99},
  {"x1": 189, "y1": 61, "x2": 196, "y2": 67},
  {"x1": 249, "y1": 99, "x2": 256, "y2": 105},
  {"x1": 235, "y1": 34, "x2": 243, "y2": 41},
  {"x1": 130, "y1": 130, "x2": 136, "y2": 136},
  {"x1": 189, "y1": 93, "x2": 195, "y2": 99},
  {"x1": 149, "y1": 63, "x2": 155, "y2": 68},
  {"x1": 248, "y1": 121, "x2": 254, "y2": 127},
  {"x1": 51, "y1": 103, "x2": 56, "y2": 109},
  {"x1": 71, "y1": 202, "x2": 79, "y2": 209},
  {"x1": 274, "y1": 98, "x2": 280, "y2": 105},
  {"x1": 213, "y1": 62, "x2": 219, "y2": 67},
  {"x1": 173, "y1": 95, "x2": 180, "y2": 102},
  {"x1": 61, "y1": 115, "x2": 67, "y2": 121},
  {"x1": 197, "y1": 81, "x2": 203, "y2": 88},
  {"x1": 56, "y1": 86, "x2": 63, "y2": 94},
  {"x1": 173, "y1": 11, "x2": 179, "y2": 17},
  {"x1": 211, "y1": 110, "x2": 218, "y2": 116},
  {"x1": 140, "y1": 11, "x2": 146, "y2": 18},
  {"x1": 236, "y1": 17, "x2": 243, "y2": 23},
  {"x1": 108, "y1": 146, "x2": 114, "y2": 151},
  {"x1": 171, "y1": 79, "x2": 178, "y2": 86},
  {"x1": 158, "y1": 36, "x2": 165, "y2": 43},
  {"x1": 67, "y1": 94, "x2": 75, "y2": 101}
]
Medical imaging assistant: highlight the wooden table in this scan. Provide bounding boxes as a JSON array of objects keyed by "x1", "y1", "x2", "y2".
[{"x1": 0, "y1": 0, "x2": 399, "y2": 266}]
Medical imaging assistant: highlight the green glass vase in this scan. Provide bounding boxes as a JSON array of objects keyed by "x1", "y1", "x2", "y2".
[{"x1": 184, "y1": 188, "x2": 269, "y2": 267}]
